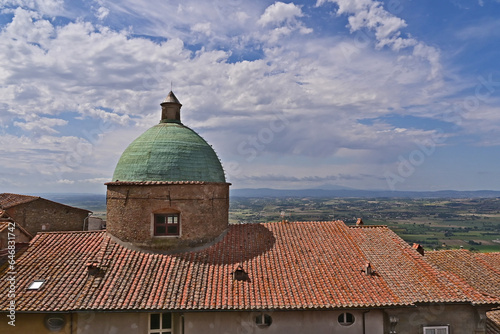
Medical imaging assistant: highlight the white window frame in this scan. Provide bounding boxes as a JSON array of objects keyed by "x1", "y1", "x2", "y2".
[
  {"x1": 148, "y1": 312, "x2": 173, "y2": 334},
  {"x1": 423, "y1": 325, "x2": 449, "y2": 334}
]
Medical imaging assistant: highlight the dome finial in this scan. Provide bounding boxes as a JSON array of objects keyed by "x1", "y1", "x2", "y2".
[{"x1": 160, "y1": 91, "x2": 182, "y2": 123}]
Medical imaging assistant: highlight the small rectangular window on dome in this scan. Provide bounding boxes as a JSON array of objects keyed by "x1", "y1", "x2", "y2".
[{"x1": 154, "y1": 214, "x2": 180, "y2": 236}]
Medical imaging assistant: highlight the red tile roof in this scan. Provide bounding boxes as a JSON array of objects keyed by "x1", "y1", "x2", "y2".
[
  {"x1": 0, "y1": 193, "x2": 39, "y2": 209},
  {"x1": 0, "y1": 221, "x2": 497, "y2": 312},
  {"x1": 426, "y1": 250, "x2": 500, "y2": 331},
  {"x1": 487, "y1": 309, "x2": 500, "y2": 333},
  {"x1": 426, "y1": 249, "x2": 500, "y2": 299},
  {"x1": 0, "y1": 193, "x2": 91, "y2": 213},
  {"x1": 476, "y1": 252, "x2": 500, "y2": 273}
]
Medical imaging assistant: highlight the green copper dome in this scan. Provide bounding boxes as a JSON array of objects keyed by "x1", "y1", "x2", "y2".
[{"x1": 112, "y1": 92, "x2": 226, "y2": 183}]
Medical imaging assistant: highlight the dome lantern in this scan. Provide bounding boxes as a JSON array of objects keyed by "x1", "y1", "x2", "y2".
[{"x1": 160, "y1": 91, "x2": 182, "y2": 123}]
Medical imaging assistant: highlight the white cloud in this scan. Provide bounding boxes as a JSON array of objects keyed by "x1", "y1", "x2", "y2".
[
  {"x1": 1, "y1": 7, "x2": 54, "y2": 47},
  {"x1": 456, "y1": 19, "x2": 500, "y2": 40},
  {"x1": 0, "y1": 1, "x2": 498, "y2": 192},
  {"x1": 100, "y1": 0, "x2": 261, "y2": 47},
  {"x1": 77, "y1": 106, "x2": 131, "y2": 126},
  {"x1": 256, "y1": 2, "x2": 312, "y2": 43},
  {"x1": 316, "y1": 0, "x2": 441, "y2": 78},
  {"x1": 13, "y1": 115, "x2": 68, "y2": 134},
  {"x1": 57, "y1": 179, "x2": 75, "y2": 184},
  {"x1": 79, "y1": 177, "x2": 110, "y2": 184},
  {"x1": 257, "y1": 2, "x2": 304, "y2": 26},
  {"x1": 95, "y1": 6, "x2": 109, "y2": 20},
  {"x1": 0, "y1": 0, "x2": 66, "y2": 17},
  {"x1": 191, "y1": 22, "x2": 212, "y2": 37}
]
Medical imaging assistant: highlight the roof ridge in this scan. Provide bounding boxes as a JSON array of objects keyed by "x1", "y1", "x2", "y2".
[
  {"x1": 37, "y1": 230, "x2": 105, "y2": 235},
  {"x1": 0, "y1": 192, "x2": 39, "y2": 198},
  {"x1": 105, "y1": 181, "x2": 230, "y2": 185},
  {"x1": 0, "y1": 193, "x2": 91, "y2": 213},
  {"x1": 0, "y1": 193, "x2": 40, "y2": 208},
  {"x1": 36, "y1": 197, "x2": 92, "y2": 213}
]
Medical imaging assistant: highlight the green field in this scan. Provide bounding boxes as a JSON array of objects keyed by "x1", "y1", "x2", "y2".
[{"x1": 229, "y1": 197, "x2": 500, "y2": 252}]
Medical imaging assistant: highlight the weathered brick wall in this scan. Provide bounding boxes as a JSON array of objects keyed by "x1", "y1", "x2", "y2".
[
  {"x1": 6, "y1": 199, "x2": 90, "y2": 235},
  {"x1": 106, "y1": 183, "x2": 230, "y2": 251}
]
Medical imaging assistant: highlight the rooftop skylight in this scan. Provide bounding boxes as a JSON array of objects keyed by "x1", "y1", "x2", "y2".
[{"x1": 27, "y1": 279, "x2": 45, "y2": 290}]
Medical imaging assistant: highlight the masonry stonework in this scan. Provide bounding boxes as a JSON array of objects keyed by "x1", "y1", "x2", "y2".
[
  {"x1": 106, "y1": 182, "x2": 230, "y2": 251},
  {"x1": 5, "y1": 199, "x2": 90, "y2": 235}
]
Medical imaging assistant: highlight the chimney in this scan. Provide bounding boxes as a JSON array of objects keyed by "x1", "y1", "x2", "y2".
[
  {"x1": 412, "y1": 243, "x2": 424, "y2": 256},
  {"x1": 363, "y1": 262, "x2": 373, "y2": 276},
  {"x1": 86, "y1": 261, "x2": 106, "y2": 277},
  {"x1": 233, "y1": 265, "x2": 250, "y2": 281}
]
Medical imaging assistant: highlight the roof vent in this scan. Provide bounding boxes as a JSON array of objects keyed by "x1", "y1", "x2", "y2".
[
  {"x1": 356, "y1": 218, "x2": 364, "y2": 226},
  {"x1": 232, "y1": 265, "x2": 250, "y2": 282},
  {"x1": 255, "y1": 313, "x2": 273, "y2": 327},
  {"x1": 412, "y1": 243, "x2": 424, "y2": 256},
  {"x1": 44, "y1": 314, "x2": 66, "y2": 332},
  {"x1": 362, "y1": 262, "x2": 374, "y2": 276},
  {"x1": 86, "y1": 261, "x2": 106, "y2": 277}
]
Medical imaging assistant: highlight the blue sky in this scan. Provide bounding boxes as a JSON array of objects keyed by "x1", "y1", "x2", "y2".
[{"x1": 1, "y1": 0, "x2": 500, "y2": 194}]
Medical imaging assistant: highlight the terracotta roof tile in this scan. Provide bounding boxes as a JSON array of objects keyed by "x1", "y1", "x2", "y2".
[
  {"x1": 0, "y1": 221, "x2": 497, "y2": 312},
  {"x1": 476, "y1": 252, "x2": 500, "y2": 274},
  {"x1": 349, "y1": 226, "x2": 493, "y2": 304},
  {"x1": 426, "y1": 249, "x2": 500, "y2": 299},
  {"x1": 0, "y1": 193, "x2": 92, "y2": 213},
  {"x1": 0, "y1": 193, "x2": 39, "y2": 209},
  {"x1": 487, "y1": 309, "x2": 500, "y2": 332}
]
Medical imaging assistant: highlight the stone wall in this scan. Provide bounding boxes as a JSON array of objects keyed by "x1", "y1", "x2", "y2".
[
  {"x1": 184, "y1": 309, "x2": 384, "y2": 334},
  {"x1": 0, "y1": 306, "x2": 492, "y2": 334},
  {"x1": 0, "y1": 313, "x2": 73, "y2": 334},
  {"x1": 385, "y1": 303, "x2": 489, "y2": 334},
  {"x1": 106, "y1": 182, "x2": 230, "y2": 251},
  {"x1": 5, "y1": 199, "x2": 91, "y2": 235}
]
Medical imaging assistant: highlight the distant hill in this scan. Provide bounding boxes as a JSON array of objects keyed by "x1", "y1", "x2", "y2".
[
  {"x1": 230, "y1": 188, "x2": 500, "y2": 198},
  {"x1": 35, "y1": 193, "x2": 107, "y2": 212},
  {"x1": 30, "y1": 189, "x2": 500, "y2": 212}
]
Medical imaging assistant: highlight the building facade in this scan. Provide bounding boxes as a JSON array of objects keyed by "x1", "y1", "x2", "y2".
[{"x1": 0, "y1": 193, "x2": 92, "y2": 235}]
